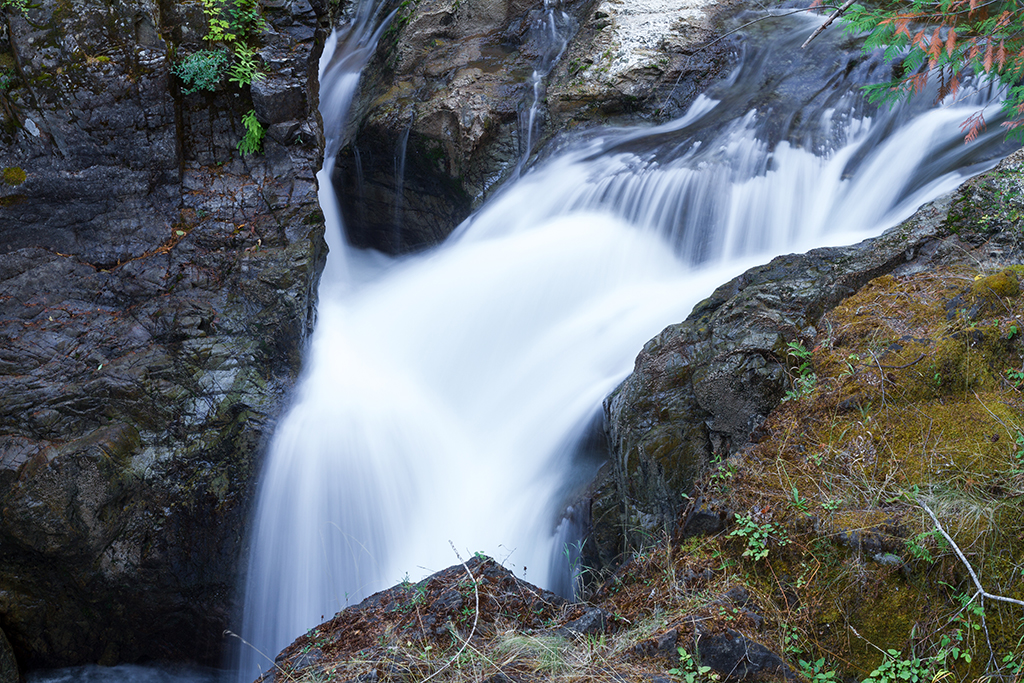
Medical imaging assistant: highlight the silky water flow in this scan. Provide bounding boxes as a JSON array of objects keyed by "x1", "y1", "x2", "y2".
[{"x1": 24, "y1": 3, "x2": 1017, "y2": 682}]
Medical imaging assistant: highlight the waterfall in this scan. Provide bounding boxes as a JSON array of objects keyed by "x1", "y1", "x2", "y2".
[{"x1": 229, "y1": 6, "x2": 1016, "y2": 683}]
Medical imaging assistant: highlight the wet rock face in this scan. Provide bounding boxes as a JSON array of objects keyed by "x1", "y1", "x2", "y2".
[
  {"x1": 333, "y1": 0, "x2": 595, "y2": 254},
  {"x1": 0, "y1": 0, "x2": 328, "y2": 670},
  {"x1": 601, "y1": 191, "x2": 960, "y2": 553},
  {"x1": 546, "y1": 0, "x2": 736, "y2": 126},
  {"x1": 333, "y1": 0, "x2": 736, "y2": 255}
]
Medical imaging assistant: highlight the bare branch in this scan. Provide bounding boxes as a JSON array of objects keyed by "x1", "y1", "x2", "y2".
[
  {"x1": 421, "y1": 542, "x2": 483, "y2": 683},
  {"x1": 802, "y1": 0, "x2": 858, "y2": 49},
  {"x1": 919, "y1": 500, "x2": 1024, "y2": 608}
]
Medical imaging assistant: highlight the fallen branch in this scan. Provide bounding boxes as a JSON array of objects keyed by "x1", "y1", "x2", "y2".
[
  {"x1": 801, "y1": 0, "x2": 858, "y2": 49},
  {"x1": 919, "y1": 501, "x2": 1024, "y2": 609}
]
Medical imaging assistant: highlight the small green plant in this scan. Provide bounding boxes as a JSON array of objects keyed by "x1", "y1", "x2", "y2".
[
  {"x1": 822, "y1": 498, "x2": 842, "y2": 511},
  {"x1": 668, "y1": 646, "x2": 718, "y2": 683},
  {"x1": 1006, "y1": 368, "x2": 1024, "y2": 388},
  {"x1": 227, "y1": 43, "x2": 263, "y2": 87},
  {"x1": 710, "y1": 460, "x2": 737, "y2": 490},
  {"x1": 1003, "y1": 652, "x2": 1022, "y2": 676},
  {"x1": 862, "y1": 650, "x2": 933, "y2": 683},
  {"x1": 196, "y1": 0, "x2": 265, "y2": 88},
  {"x1": 1010, "y1": 432, "x2": 1024, "y2": 473},
  {"x1": 782, "y1": 624, "x2": 804, "y2": 656},
  {"x1": 0, "y1": 0, "x2": 27, "y2": 13},
  {"x1": 2, "y1": 167, "x2": 26, "y2": 186},
  {"x1": 791, "y1": 487, "x2": 809, "y2": 512},
  {"x1": 797, "y1": 658, "x2": 837, "y2": 683},
  {"x1": 729, "y1": 514, "x2": 789, "y2": 561},
  {"x1": 172, "y1": 49, "x2": 229, "y2": 94},
  {"x1": 784, "y1": 341, "x2": 817, "y2": 401},
  {"x1": 904, "y1": 529, "x2": 946, "y2": 564},
  {"x1": 237, "y1": 109, "x2": 264, "y2": 156},
  {"x1": 202, "y1": 0, "x2": 265, "y2": 43}
]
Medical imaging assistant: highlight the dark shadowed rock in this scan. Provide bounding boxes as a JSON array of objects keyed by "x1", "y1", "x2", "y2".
[
  {"x1": 0, "y1": 628, "x2": 15, "y2": 683},
  {"x1": 332, "y1": 0, "x2": 587, "y2": 253},
  {"x1": 697, "y1": 630, "x2": 795, "y2": 682},
  {"x1": 0, "y1": 0, "x2": 331, "y2": 669}
]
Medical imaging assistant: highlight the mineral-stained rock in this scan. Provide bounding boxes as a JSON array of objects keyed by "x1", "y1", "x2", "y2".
[
  {"x1": 0, "y1": 0, "x2": 330, "y2": 669},
  {"x1": 546, "y1": 0, "x2": 736, "y2": 126}
]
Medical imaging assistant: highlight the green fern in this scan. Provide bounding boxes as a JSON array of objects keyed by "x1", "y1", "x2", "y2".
[
  {"x1": 172, "y1": 49, "x2": 229, "y2": 94},
  {"x1": 237, "y1": 109, "x2": 265, "y2": 156},
  {"x1": 228, "y1": 43, "x2": 264, "y2": 88}
]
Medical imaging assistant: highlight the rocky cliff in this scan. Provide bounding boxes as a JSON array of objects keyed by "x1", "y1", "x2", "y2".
[{"x1": 0, "y1": 0, "x2": 329, "y2": 670}]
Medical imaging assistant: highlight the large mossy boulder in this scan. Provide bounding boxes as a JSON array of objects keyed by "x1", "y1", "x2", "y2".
[
  {"x1": 600, "y1": 149, "x2": 1024, "y2": 558},
  {"x1": 0, "y1": 0, "x2": 330, "y2": 669}
]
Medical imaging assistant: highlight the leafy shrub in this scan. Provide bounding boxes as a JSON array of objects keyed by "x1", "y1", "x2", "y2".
[
  {"x1": 172, "y1": 49, "x2": 229, "y2": 94},
  {"x1": 0, "y1": 0, "x2": 27, "y2": 13},
  {"x1": 228, "y1": 43, "x2": 263, "y2": 88}
]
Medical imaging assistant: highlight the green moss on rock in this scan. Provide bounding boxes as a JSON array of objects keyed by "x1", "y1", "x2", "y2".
[{"x1": 2, "y1": 166, "x2": 26, "y2": 186}]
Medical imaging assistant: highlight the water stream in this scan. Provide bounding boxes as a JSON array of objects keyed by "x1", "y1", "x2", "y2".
[{"x1": 25, "y1": 2, "x2": 1017, "y2": 683}]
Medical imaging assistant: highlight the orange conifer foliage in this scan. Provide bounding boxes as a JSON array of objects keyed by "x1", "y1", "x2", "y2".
[{"x1": 834, "y1": 0, "x2": 1024, "y2": 140}]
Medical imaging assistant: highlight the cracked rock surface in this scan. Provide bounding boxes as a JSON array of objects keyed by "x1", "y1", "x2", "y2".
[{"x1": 0, "y1": 0, "x2": 329, "y2": 669}]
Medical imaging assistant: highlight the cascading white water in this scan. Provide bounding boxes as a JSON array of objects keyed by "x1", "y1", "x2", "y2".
[{"x1": 232, "y1": 7, "x2": 1016, "y2": 683}]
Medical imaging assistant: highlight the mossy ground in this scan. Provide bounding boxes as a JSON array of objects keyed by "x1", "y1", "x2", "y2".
[{"x1": 697, "y1": 262, "x2": 1024, "y2": 682}]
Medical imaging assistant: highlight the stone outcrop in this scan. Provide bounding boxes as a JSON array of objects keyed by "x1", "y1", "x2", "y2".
[
  {"x1": 264, "y1": 555, "x2": 797, "y2": 683},
  {"x1": 332, "y1": 0, "x2": 735, "y2": 255},
  {"x1": 0, "y1": 0, "x2": 329, "y2": 669},
  {"x1": 599, "y1": 150, "x2": 1024, "y2": 557},
  {"x1": 332, "y1": 0, "x2": 586, "y2": 253},
  {"x1": 260, "y1": 556, "x2": 575, "y2": 682},
  {"x1": 545, "y1": 0, "x2": 735, "y2": 125}
]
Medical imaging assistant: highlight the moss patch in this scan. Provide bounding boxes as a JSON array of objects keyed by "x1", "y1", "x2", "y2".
[
  {"x1": 2, "y1": 166, "x2": 26, "y2": 186},
  {"x1": 707, "y1": 262, "x2": 1024, "y2": 680}
]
